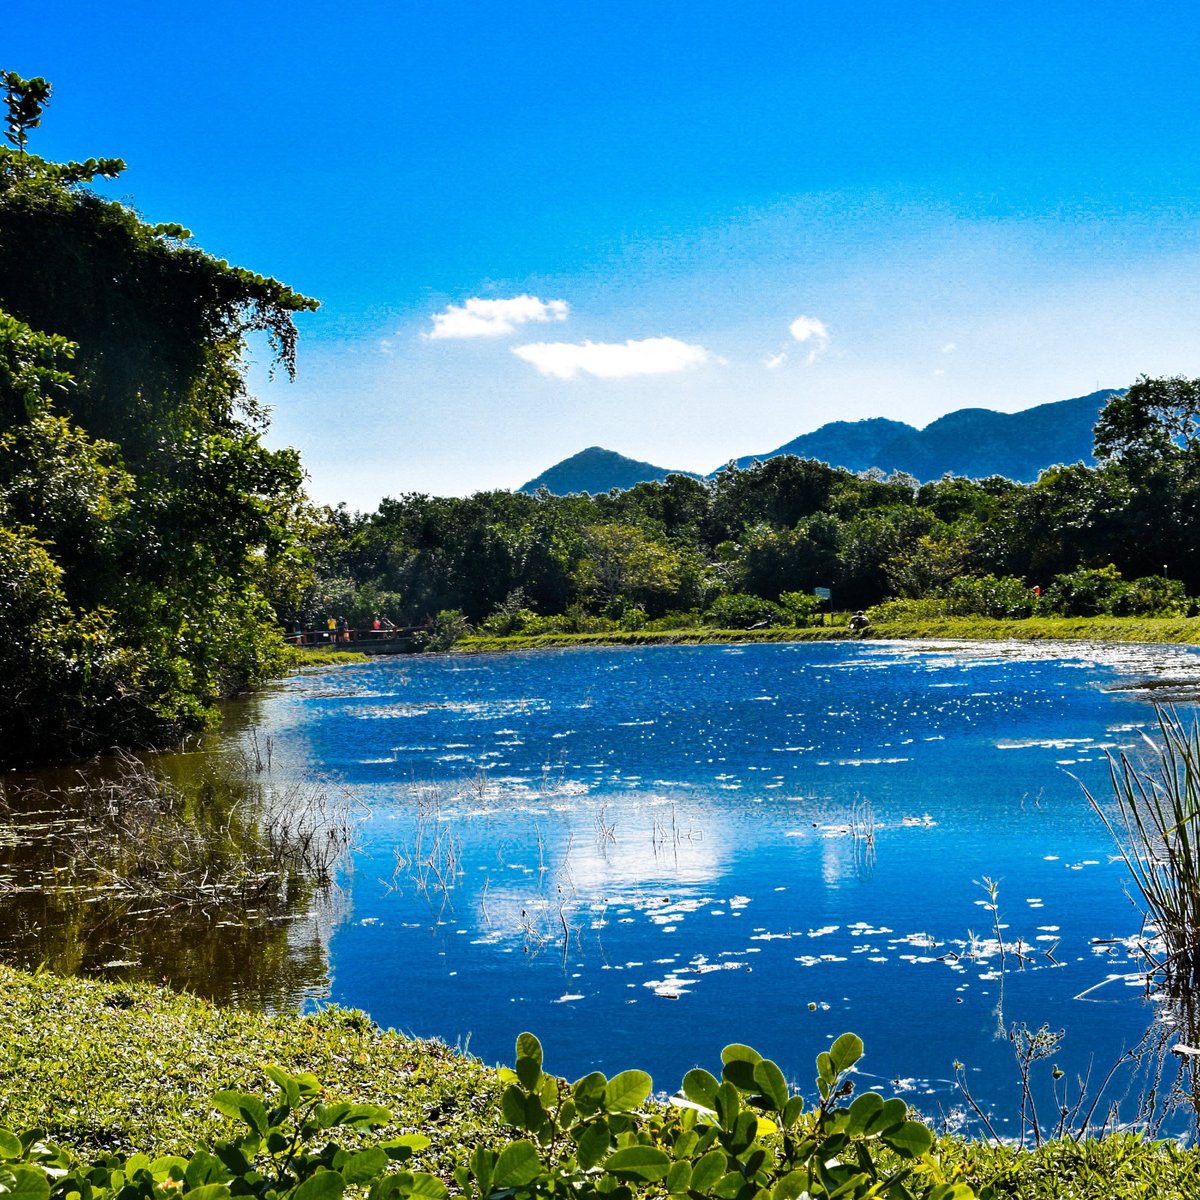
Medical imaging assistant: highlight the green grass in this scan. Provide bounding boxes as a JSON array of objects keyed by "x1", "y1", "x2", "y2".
[
  {"x1": 282, "y1": 645, "x2": 371, "y2": 666},
  {"x1": 0, "y1": 965, "x2": 503, "y2": 1171},
  {"x1": 5, "y1": 966, "x2": 1200, "y2": 1197},
  {"x1": 458, "y1": 615, "x2": 1200, "y2": 655}
]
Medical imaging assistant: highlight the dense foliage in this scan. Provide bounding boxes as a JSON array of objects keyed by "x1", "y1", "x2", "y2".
[
  {"x1": 5, "y1": 966, "x2": 1200, "y2": 1199},
  {"x1": 0, "y1": 73, "x2": 318, "y2": 764},
  {"x1": 0, "y1": 1030, "x2": 975, "y2": 1200},
  {"x1": 306, "y1": 381, "x2": 1200, "y2": 639}
]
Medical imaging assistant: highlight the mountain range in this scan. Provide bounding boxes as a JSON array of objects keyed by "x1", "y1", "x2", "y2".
[{"x1": 518, "y1": 389, "x2": 1118, "y2": 495}]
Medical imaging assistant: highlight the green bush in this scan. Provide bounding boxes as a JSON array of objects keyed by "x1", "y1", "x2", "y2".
[
  {"x1": 866, "y1": 597, "x2": 951, "y2": 624},
  {"x1": 945, "y1": 575, "x2": 1037, "y2": 620},
  {"x1": 0, "y1": 1034, "x2": 973, "y2": 1200},
  {"x1": 703, "y1": 593, "x2": 787, "y2": 628}
]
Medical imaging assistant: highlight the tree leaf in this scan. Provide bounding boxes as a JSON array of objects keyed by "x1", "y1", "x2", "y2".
[
  {"x1": 604, "y1": 1070, "x2": 652, "y2": 1112},
  {"x1": 4, "y1": 1168, "x2": 49, "y2": 1200},
  {"x1": 492, "y1": 1141, "x2": 542, "y2": 1189},
  {"x1": 883, "y1": 1120, "x2": 933, "y2": 1159},
  {"x1": 751, "y1": 1060, "x2": 788, "y2": 1112},
  {"x1": 689, "y1": 1150, "x2": 728, "y2": 1193},
  {"x1": 572, "y1": 1071, "x2": 608, "y2": 1116},
  {"x1": 682, "y1": 1068, "x2": 720, "y2": 1111},
  {"x1": 211, "y1": 1092, "x2": 268, "y2": 1135},
  {"x1": 771, "y1": 1172, "x2": 808, "y2": 1200},
  {"x1": 829, "y1": 1034, "x2": 863, "y2": 1074},
  {"x1": 575, "y1": 1119, "x2": 611, "y2": 1171},
  {"x1": 603, "y1": 1147, "x2": 671, "y2": 1181},
  {"x1": 342, "y1": 1149, "x2": 389, "y2": 1185},
  {"x1": 407, "y1": 1173, "x2": 449, "y2": 1200},
  {"x1": 290, "y1": 1171, "x2": 346, "y2": 1200},
  {"x1": 720, "y1": 1044, "x2": 763, "y2": 1091}
]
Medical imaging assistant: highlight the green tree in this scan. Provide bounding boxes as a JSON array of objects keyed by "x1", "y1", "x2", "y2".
[{"x1": 0, "y1": 72, "x2": 317, "y2": 764}]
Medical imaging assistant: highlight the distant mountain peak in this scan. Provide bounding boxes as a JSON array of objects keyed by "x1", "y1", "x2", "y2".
[
  {"x1": 518, "y1": 446, "x2": 699, "y2": 496},
  {"x1": 518, "y1": 389, "x2": 1123, "y2": 496}
]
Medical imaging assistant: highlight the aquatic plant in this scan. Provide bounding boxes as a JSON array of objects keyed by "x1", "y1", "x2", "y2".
[{"x1": 1084, "y1": 708, "x2": 1200, "y2": 988}]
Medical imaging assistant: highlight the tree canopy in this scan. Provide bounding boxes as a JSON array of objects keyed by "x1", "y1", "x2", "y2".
[{"x1": 0, "y1": 73, "x2": 318, "y2": 765}]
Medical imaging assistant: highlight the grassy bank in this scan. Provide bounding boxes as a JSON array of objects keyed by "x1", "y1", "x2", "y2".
[
  {"x1": 283, "y1": 645, "x2": 371, "y2": 666},
  {"x1": 458, "y1": 615, "x2": 1200, "y2": 655},
  {"x1": 4, "y1": 966, "x2": 1200, "y2": 1198},
  {"x1": 0, "y1": 965, "x2": 502, "y2": 1171}
]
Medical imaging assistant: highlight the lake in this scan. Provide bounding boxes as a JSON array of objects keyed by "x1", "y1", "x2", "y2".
[{"x1": 7, "y1": 638, "x2": 1200, "y2": 1134}]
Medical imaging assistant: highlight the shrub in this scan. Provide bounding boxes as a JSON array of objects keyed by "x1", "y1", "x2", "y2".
[
  {"x1": 703, "y1": 593, "x2": 787, "y2": 628},
  {"x1": 945, "y1": 574, "x2": 1037, "y2": 619}
]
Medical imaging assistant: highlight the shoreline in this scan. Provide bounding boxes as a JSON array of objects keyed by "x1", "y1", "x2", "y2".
[{"x1": 456, "y1": 614, "x2": 1200, "y2": 655}]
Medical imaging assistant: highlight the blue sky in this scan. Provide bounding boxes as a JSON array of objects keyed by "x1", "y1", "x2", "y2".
[{"x1": 11, "y1": 3, "x2": 1200, "y2": 507}]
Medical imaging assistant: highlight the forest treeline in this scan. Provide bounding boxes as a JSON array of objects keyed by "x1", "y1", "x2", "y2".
[
  {"x1": 307, "y1": 374, "x2": 1200, "y2": 640},
  {"x1": 4, "y1": 72, "x2": 1200, "y2": 766}
]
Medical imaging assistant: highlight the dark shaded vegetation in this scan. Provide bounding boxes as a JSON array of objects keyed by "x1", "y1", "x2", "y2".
[{"x1": 0, "y1": 73, "x2": 319, "y2": 765}]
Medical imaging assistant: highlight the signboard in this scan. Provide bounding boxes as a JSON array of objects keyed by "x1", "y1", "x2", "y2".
[{"x1": 814, "y1": 587, "x2": 832, "y2": 600}]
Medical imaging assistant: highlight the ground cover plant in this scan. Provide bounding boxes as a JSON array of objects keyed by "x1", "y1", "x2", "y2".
[{"x1": 6, "y1": 968, "x2": 1200, "y2": 1199}]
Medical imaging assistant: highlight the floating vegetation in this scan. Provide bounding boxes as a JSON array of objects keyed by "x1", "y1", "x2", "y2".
[{"x1": 0, "y1": 750, "x2": 361, "y2": 1004}]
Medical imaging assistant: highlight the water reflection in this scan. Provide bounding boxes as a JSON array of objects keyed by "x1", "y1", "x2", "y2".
[{"x1": 0, "y1": 744, "x2": 354, "y2": 1008}]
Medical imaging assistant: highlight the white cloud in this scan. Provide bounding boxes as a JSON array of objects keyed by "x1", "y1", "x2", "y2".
[
  {"x1": 764, "y1": 351, "x2": 787, "y2": 369},
  {"x1": 427, "y1": 294, "x2": 569, "y2": 340},
  {"x1": 788, "y1": 314, "x2": 831, "y2": 364},
  {"x1": 512, "y1": 336, "x2": 712, "y2": 380},
  {"x1": 941, "y1": 342, "x2": 956, "y2": 354}
]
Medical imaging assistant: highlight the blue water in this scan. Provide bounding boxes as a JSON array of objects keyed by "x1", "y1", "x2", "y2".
[{"x1": 248, "y1": 640, "x2": 1200, "y2": 1131}]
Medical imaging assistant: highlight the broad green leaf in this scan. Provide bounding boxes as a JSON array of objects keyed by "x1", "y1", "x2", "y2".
[
  {"x1": 514, "y1": 1032, "x2": 543, "y2": 1088},
  {"x1": 211, "y1": 1092, "x2": 268, "y2": 1135},
  {"x1": 492, "y1": 1141, "x2": 542, "y2": 1189},
  {"x1": 290, "y1": 1172, "x2": 345, "y2": 1200},
  {"x1": 603, "y1": 1147, "x2": 671, "y2": 1181},
  {"x1": 3, "y1": 1168, "x2": 49, "y2": 1200},
  {"x1": 148, "y1": 1156, "x2": 187, "y2": 1183},
  {"x1": 339, "y1": 1104, "x2": 392, "y2": 1130},
  {"x1": 682, "y1": 1068, "x2": 720, "y2": 1111},
  {"x1": 713, "y1": 1170, "x2": 747, "y2": 1199},
  {"x1": 0, "y1": 1134, "x2": 18, "y2": 1162},
  {"x1": 604, "y1": 1069, "x2": 652, "y2": 1112},
  {"x1": 381, "y1": 1135, "x2": 431, "y2": 1161},
  {"x1": 846, "y1": 1091, "x2": 884, "y2": 1135},
  {"x1": 781, "y1": 1096, "x2": 805, "y2": 1129},
  {"x1": 501, "y1": 1085, "x2": 528, "y2": 1129},
  {"x1": 186, "y1": 1186, "x2": 233, "y2": 1200},
  {"x1": 572, "y1": 1071, "x2": 608, "y2": 1116},
  {"x1": 883, "y1": 1119, "x2": 933, "y2": 1159},
  {"x1": 522, "y1": 1093, "x2": 549, "y2": 1133},
  {"x1": 468, "y1": 1147, "x2": 494, "y2": 1196},
  {"x1": 771, "y1": 1172, "x2": 808, "y2": 1200},
  {"x1": 714, "y1": 1081, "x2": 740, "y2": 1131},
  {"x1": 878, "y1": 1097, "x2": 907, "y2": 1129},
  {"x1": 815, "y1": 1052, "x2": 834, "y2": 1086},
  {"x1": 751, "y1": 1060, "x2": 788, "y2": 1112},
  {"x1": 689, "y1": 1150, "x2": 728, "y2": 1193},
  {"x1": 720, "y1": 1044, "x2": 763, "y2": 1091},
  {"x1": 342, "y1": 1149, "x2": 389, "y2": 1184},
  {"x1": 184, "y1": 1142, "x2": 226, "y2": 1190},
  {"x1": 264, "y1": 1065, "x2": 300, "y2": 1108},
  {"x1": 574, "y1": 1119, "x2": 610, "y2": 1171},
  {"x1": 829, "y1": 1033, "x2": 863, "y2": 1074},
  {"x1": 665, "y1": 1161, "x2": 692, "y2": 1193},
  {"x1": 406, "y1": 1174, "x2": 449, "y2": 1200}
]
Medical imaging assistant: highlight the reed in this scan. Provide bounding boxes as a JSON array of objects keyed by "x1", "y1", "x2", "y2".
[{"x1": 1085, "y1": 708, "x2": 1200, "y2": 988}]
